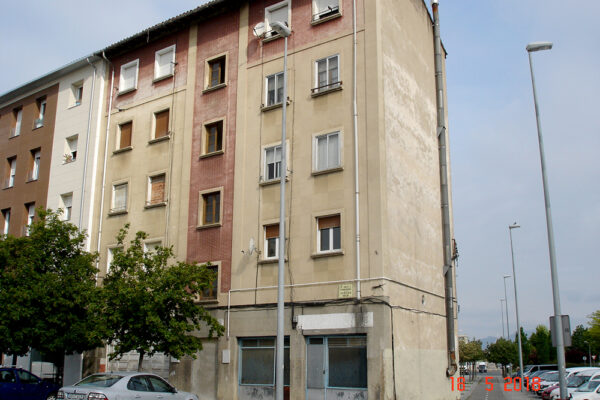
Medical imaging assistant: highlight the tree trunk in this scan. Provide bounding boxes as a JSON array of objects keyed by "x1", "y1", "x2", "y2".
[
  {"x1": 11, "y1": 354, "x2": 17, "y2": 366},
  {"x1": 137, "y1": 350, "x2": 144, "y2": 372}
]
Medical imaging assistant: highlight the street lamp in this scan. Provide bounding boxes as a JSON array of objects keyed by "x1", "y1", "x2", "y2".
[
  {"x1": 503, "y1": 275, "x2": 511, "y2": 339},
  {"x1": 585, "y1": 341, "x2": 592, "y2": 367},
  {"x1": 271, "y1": 20, "x2": 291, "y2": 400},
  {"x1": 500, "y1": 298, "x2": 506, "y2": 339},
  {"x1": 509, "y1": 223, "x2": 524, "y2": 383},
  {"x1": 526, "y1": 40, "x2": 567, "y2": 400}
]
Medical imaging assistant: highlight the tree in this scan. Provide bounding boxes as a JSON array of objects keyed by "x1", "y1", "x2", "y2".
[
  {"x1": 101, "y1": 225, "x2": 224, "y2": 370},
  {"x1": 588, "y1": 310, "x2": 600, "y2": 346},
  {"x1": 567, "y1": 325, "x2": 590, "y2": 364},
  {"x1": 529, "y1": 325, "x2": 553, "y2": 364},
  {"x1": 0, "y1": 209, "x2": 102, "y2": 372},
  {"x1": 486, "y1": 338, "x2": 517, "y2": 373},
  {"x1": 459, "y1": 339, "x2": 484, "y2": 380}
]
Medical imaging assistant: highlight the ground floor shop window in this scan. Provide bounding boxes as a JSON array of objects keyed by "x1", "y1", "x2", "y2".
[{"x1": 238, "y1": 337, "x2": 289, "y2": 386}]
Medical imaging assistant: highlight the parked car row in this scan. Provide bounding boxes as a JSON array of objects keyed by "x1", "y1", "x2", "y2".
[{"x1": 533, "y1": 367, "x2": 600, "y2": 400}]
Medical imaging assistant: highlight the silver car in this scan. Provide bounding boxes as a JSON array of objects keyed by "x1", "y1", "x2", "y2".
[{"x1": 57, "y1": 372, "x2": 198, "y2": 400}]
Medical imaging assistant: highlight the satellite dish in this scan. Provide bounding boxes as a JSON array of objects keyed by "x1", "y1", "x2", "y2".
[{"x1": 253, "y1": 22, "x2": 266, "y2": 38}]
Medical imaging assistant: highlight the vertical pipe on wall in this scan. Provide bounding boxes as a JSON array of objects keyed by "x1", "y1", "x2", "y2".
[
  {"x1": 352, "y1": 0, "x2": 361, "y2": 300},
  {"x1": 431, "y1": 0, "x2": 458, "y2": 376},
  {"x1": 79, "y1": 58, "x2": 97, "y2": 235}
]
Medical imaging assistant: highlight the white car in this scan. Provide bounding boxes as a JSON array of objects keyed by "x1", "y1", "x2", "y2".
[
  {"x1": 570, "y1": 379, "x2": 600, "y2": 400},
  {"x1": 57, "y1": 372, "x2": 199, "y2": 400},
  {"x1": 550, "y1": 369, "x2": 600, "y2": 400}
]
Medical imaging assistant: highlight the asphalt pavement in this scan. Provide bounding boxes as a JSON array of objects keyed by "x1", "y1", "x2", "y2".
[{"x1": 461, "y1": 368, "x2": 540, "y2": 400}]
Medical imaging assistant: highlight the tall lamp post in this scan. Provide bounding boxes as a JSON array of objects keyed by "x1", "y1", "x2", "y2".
[
  {"x1": 585, "y1": 341, "x2": 592, "y2": 367},
  {"x1": 271, "y1": 21, "x2": 291, "y2": 400},
  {"x1": 500, "y1": 299, "x2": 506, "y2": 339},
  {"x1": 509, "y1": 223, "x2": 524, "y2": 382},
  {"x1": 526, "y1": 41, "x2": 567, "y2": 400},
  {"x1": 503, "y1": 275, "x2": 511, "y2": 339}
]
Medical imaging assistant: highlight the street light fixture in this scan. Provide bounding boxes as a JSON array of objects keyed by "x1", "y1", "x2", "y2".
[
  {"x1": 526, "y1": 40, "x2": 567, "y2": 400},
  {"x1": 509, "y1": 223, "x2": 524, "y2": 383},
  {"x1": 503, "y1": 275, "x2": 511, "y2": 339},
  {"x1": 271, "y1": 20, "x2": 291, "y2": 400}
]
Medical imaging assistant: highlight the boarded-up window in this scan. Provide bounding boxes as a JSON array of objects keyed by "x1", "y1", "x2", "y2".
[
  {"x1": 119, "y1": 122, "x2": 132, "y2": 149},
  {"x1": 154, "y1": 110, "x2": 169, "y2": 139},
  {"x1": 149, "y1": 175, "x2": 165, "y2": 205}
]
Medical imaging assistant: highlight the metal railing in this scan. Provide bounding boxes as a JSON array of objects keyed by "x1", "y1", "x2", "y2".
[{"x1": 311, "y1": 80, "x2": 342, "y2": 94}]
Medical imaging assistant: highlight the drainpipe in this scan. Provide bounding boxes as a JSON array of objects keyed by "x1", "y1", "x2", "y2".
[
  {"x1": 352, "y1": 0, "x2": 361, "y2": 300},
  {"x1": 431, "y1": 0, "x2": 457, "y2": 377},
  {"x1": 79, "y1": 58, "x2": 97, "y2": 236}
]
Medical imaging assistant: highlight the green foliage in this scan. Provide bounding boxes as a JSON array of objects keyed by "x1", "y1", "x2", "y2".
[
  {"x1": 459, "y1": 339, "x2": 484, "y2": 363},
  {"x1": 101, "y1": 225, "x2": 224, "y2": 368},
  {"x1": 0, "y1": 209, "x2": 102, "y2": 359},
  {"x1": 486, "y1": 337, "x2": 517, "y2": 366},
  {"x1": 588, "y1": 310, "x2": 600, "y2": 344},
  {"x1": 529, "y1": 325, "x2": 553, "y2": 364}
]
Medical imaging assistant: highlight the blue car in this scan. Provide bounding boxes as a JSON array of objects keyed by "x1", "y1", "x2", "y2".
[{"x1": 0, "y1": 367, "x2": 60, "y2": 400}]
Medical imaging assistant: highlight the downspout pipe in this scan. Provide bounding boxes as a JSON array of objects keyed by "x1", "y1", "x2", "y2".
[
  {"x1": 79, "y1": 58, "x2": 97, "y2": 236},
  {"x1": 432, "y1": 0, "x2": 458, "y2": 377},
  {"x1": 352, "y1": 0, "x2": 361, "y2": 300}
]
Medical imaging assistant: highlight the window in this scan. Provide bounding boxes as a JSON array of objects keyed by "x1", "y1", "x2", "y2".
[
  {"x1": 265, "y1": 72, "x2": 284, "y2": 107},
  {"x1": 147, "y1": 174, "x2": 166, "y2": 206},
  {"x1": 154, "y1": 45, "x2": 176, "y2": 80},
  {"x1": 239, "y1": 337, "x2": 289, "y2": 386},
  {"x1": 144, "y1": 241, "x2": 161, "y2": 254},
  {"x1": 153, "y1": 110, "x2": 170, "y2": 140},
  {"x1": 119, "y1": 59, "x2": 139, "y2": 93},
  {"x1": 111, "y1": 183, "x2": 128, "y2": 213},
  {"x1": 204, "y1": 120, "x2": 223, "y2": 154},
  {"x1": 12, "y1": 108, "x2": 22, "y2": 137},
  {"x1": 25, "y1": 203, "x2": 35, "y2": 236},
  {"x1": 201, "y1": 191, "x2": 221, "y2": 225},
  {"x1": 307, "y1": 336, "x2": 367, "y2": 391},
  {"x1": 265, "y1": 1, "x2": 290, "y2": 38},
  {"x1": 29, "y1": 149, "x2": 41, "y2": 181},
  {"x1": 60, "y1": 193, "x2": 73, "y2": 221},
  {"x1": 207, "y1": 56, "x2": 226, "y2": 89},
  {"x1": 312, "y1": 0, "x2": 340, "y2": 21},
  {"x1": 127, "y1": 376, "x2": 151, "y2": 392},
  {"x1": 65, "y1": 135, "x2": 78, "y2": 163},
  {"x1": 6, "y1": 157, "x2": 16, "y2": 188},
  {"x1": 1, "y1": 208, "x2": 10, "y2": 235},
  {"x1": 314, "y1": 55, "x2": 340, "y2": 93},
  {"x1": 264, "y1": 224, "x2": 279, "y2": 259},
  {"x1": 199, "y1": 264, "x2": 218, "y2": 300},
  {"x1": 17, "y1": 370, "x2": 39, "y2": 385},
  {"x1": 317, "y1": 215, "x2": 341, "y2": 253},
  {"x1": 34, "y1": 98, "x2": 46, "y2": 128},
  {"x1": 118, "y1": 121, "x2": 133, "y2": 150},
  {"x1": 72, "y1": 82, "x2": 83, "y2": 106},
  {"x1": 107, "y1": 246, "x2": 123, "y2": 274},
  {"x1": 314, "y1": 132, "x2": 340, "y2": 171},
  {"x1": 264, "y1": 145, "x2": 282, "y2": 181}
]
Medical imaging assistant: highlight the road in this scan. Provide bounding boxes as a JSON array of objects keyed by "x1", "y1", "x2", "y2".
[{"x1": 462, "y1": 368, "x2": 540, "y2": 400}]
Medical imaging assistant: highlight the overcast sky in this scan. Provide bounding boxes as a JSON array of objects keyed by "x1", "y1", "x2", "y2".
[{"x1": 1, "y1": 1, "x2": 598, "y2": 342}]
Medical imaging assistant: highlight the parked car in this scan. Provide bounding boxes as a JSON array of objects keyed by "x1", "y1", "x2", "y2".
[
  {"x1": 524, "y1": 364, "x2": 559, "y2": 377},
  {"x1": 549, "y1": 369, "x2": 600, "y2": 400},
  {"x1": 570, "y1": 379, "x2": 600, "y2": 400},
  {"x1": 536, "y1": 370, "x2": 560, "y2": 395},
  {"x1": 0, "y1": 366, "x2": 61, "y2": 400},
  {"x1": 57, "y1": 372, "x2": 198, "y2": 400}
]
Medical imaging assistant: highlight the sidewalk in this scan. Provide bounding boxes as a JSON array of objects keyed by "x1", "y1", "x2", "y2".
[{"x1": 460, "y1": 375, "x2": 480, "y2": 400}]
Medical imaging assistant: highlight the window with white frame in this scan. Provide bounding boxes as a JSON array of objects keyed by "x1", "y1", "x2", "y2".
[
  {"x1": 264, "y1": 224, "x2": 280, "y2": 259},
  {"x1": 265, "y1": 72, "x2": 284, "y2": 107},
  {"x1": 72, "y1": 82, "x2": 83, "y2": 106},
  {"x1": 25, "y1": 203, "x2": 35, "y2": 236},
  {"x1": 1, "y1": 208, "x2": 10, "y2": 235},
  {"x1": 239, "y1": 337, "x2": 289, "y2": 387},
  {"x1": 30, "y1": 149, "x2": 41, "y2": 181},
  {"x1": 314, "y1": 131, "x2": 340, "y2": 172},
  {"x1": 6, "y1": 157, "x2": 16, "y2": 188},
  {"x1": 265, "y1": 1, "x2": 290, "y2": 38},
  {"x1": 119, "y1": 59, "x2": 139, "y2": 93},
  {"x1": 12, "y1": 107, "x2": 22, "y2": 137},
  {"x1": 312, "y1": 0, "x2": 340, "y2": 21},
  {"x1": 314, "y1": 55, "x2": 340, "y2": 93},
  {"x1": 65, "y1": 135, "x2": 78, "y2": 163},
  {"x1": 264, "y1": 145, "x2": 282, "y2": 181},
  {"x1": 317, "y1": 214, "x2": 341, "y2": 253},
  {"x1": 153, "y1": 109, "x2": 170, "y2": 140},
  {"x1": 34, "y1": 98, "x2": 46, "y2": 128},
  {"x1": 144, "y1": 240, "x2": 161, "y2": 254},
  {"x1": 60, "y1": 193, "x2": 73, "y2": 221},
  {"x1": 154, "y1": 45, "x2": 176, "y2": 80},
  {"x1": 147, "y1": 174, "x2": 166, "y2": 206},
  {"x1": 111, "y1": 182, "x2": 128, "y2": 213}
]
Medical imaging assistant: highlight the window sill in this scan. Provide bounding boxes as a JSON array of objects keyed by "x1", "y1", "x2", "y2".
[
  {"x1": 68, "y1": 102, "x2": 82, "y2": 110},
  {"x1": 108, "y1": 209, "x2": 128, "y2": 217},
  {"x1": 2, "y1": 185, "x2": 14, "y2": 190},
  {"x1": 312, "y1": 166, "x2": 343, "y2": 176},
  {"x1": 311, "y1": 12, "x2": 342, "y2": 26},
  {"x1": 196, "y1": 298, "x2": 219, "y2": 304},
  {"x1": 144, "y1": 201, "x2": 167, "y2": 209},
  {"x1": 32, "y1": 124, "x2": 44, "y2": 130},
  {"x1": 26, "y1": 178, "x2": 39, "y2": 183},
  {"x1": 262, "y1": 32, "x2": 283, "y2": 43},
  {"x1": 258, "y1": 258, "x2": 288, "y2": 265},
  {"x1": 9, "y1": 134, "x2": 20, "y2": 140},
  {"x1": 203, "y1": 83, "x2": 227, "y2": 94},
  {"x1": 261, "y1": 99, "x2": 291, "y2": 112},
  {"x1": 259, "y1": 176, "x2": 289, "y2": 187},
  {"x1": 199, "y1": 150, "x2": 224, "y2": 159},
  {"x1": 117, "y1": 87, "x2": 136, "y2": 96},
  {"x1": 153, "y1": 73, "x2": 174, "y2": 84},
  {"x1": 311, "y1": 85, "x2": 343, "y2": 98},
  {"x1": 113, "y1": 146, "x2": 133, "y2": 155},
  {"x1": 196, "y1": 222, "x2": 222, "y2": 230},
  {"x1": 148, "y1": 135, "x2": 171, "y2": 145},
  {"x1": 311, "y1": 250, "x2": 344, "y2": 259},
  {"x1": 63, "y1": 159, "x2": 77, "y2": 165}
]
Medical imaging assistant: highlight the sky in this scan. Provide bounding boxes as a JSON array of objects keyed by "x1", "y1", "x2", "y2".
[{"x1": 1, "y1": 1, "x2": 598, "y2": 342}]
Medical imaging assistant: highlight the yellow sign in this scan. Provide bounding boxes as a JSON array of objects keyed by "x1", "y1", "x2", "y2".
[{"x1": 338, "y1": 283, "x2": 354, "y2": 298}]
